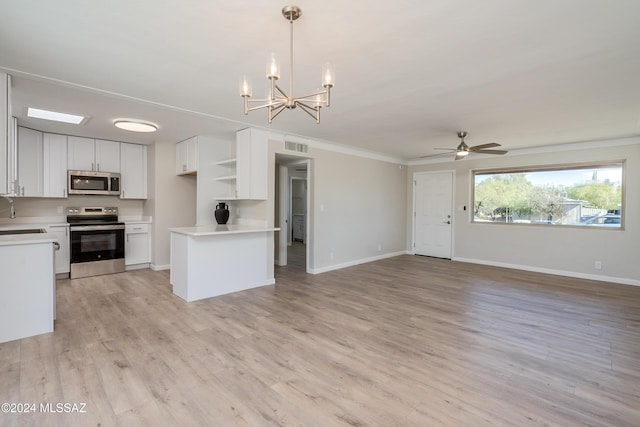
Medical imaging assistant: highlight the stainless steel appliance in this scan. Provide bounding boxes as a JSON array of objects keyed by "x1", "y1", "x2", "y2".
[
  {"x1": 67, "y1": 206, "x2": 125, "y2": 279},
  {"x1": 68, "y1": 170, "x2": 121, "y2": 196}
]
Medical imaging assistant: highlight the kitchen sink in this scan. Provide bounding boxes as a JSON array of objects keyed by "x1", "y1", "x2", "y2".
[{"x1": 0, "y1": 228, "x2": 46, "y2": 235}]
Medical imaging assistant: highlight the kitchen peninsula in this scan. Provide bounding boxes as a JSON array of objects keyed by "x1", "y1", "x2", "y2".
[
  {"x1": 169, "y1": 224, "x2": 279, "y2": 302},
  {"x1": 0, "y1": 229, "x2": 57, "y2": 343}
]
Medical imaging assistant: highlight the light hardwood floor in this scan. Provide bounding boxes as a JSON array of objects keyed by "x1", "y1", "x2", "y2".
[{"x1": 1, "y1": 255, "x2": 639, "y2": 426}]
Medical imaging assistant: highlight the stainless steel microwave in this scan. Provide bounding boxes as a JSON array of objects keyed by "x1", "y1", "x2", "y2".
[{"x1": 68, "y1": 170, "x2": 121, "y2": 196}]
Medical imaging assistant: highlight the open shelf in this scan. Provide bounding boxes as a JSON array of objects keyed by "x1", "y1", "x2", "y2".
[
  {"x1": 216, "y1": 158, "x2": 237, "y2": 166},
  {"x1": 214, "y1": 175, "x2": 237, "y2": 181}
]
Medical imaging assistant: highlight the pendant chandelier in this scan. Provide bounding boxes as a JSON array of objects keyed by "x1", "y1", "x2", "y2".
[{"x1": 239, "y1": 5, "x2": 335, "y2": 124}]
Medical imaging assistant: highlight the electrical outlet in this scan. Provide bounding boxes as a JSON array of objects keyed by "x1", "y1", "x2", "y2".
[
  {"x1": 594, "y1": 261, "x2": 602, "y2": 270},
  {"x1": 56, "y1": 206, "x2": 63, "y2": 214}
]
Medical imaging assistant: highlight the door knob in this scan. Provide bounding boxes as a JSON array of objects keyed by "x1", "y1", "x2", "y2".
[{"x1": 444, "y1": 220, "x2": 451, "y2": 224}]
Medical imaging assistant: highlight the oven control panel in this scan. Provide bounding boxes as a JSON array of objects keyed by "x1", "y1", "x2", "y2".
[{"x1": 67, "y1": 207, "x2": 119, "y2": 216}]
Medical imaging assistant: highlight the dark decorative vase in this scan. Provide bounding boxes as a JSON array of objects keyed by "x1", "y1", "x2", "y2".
[{"x1": 214, "y1": 202, "x2": 230, "y2": 224}]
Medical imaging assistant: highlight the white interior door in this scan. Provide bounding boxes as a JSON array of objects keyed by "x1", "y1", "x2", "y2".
[{"x1": 414, "y1": 171, "x2": 453, "y2": 258}]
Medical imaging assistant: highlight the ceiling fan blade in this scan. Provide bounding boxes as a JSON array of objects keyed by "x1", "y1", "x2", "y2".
[
  {"x1": 418, "y1": 152, "x2": 453, "y2": 159},
  {"x1": 469, "y1": 143, "x2": 501, "y2": 150},
  {"x1": 472, "y1": 149, "x2": 508, "y2": 155},
  {"x1": 433, "y1": 147, "x2": 457, "y2": 151}
]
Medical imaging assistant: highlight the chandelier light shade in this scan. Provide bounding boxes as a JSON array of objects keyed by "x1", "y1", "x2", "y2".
[{"x1": 240, "y1": 5, "x2": 335, "y2": 124}]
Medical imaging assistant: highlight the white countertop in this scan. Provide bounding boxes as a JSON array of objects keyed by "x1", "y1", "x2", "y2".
[
  {"x1": 169, "y1": 224, "x2": 279, "y2": 236},
  {"x1": 0, "y1": 230, "x2": 59, "y2": 246}
]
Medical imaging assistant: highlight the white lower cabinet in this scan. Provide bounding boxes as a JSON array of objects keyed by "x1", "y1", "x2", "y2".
[
  {"x1": 48, "y1": 224, "x2": 70, "y2": 275},
  {"x1": 125, "y1": 223, "x2": 150, "y2": 268}
]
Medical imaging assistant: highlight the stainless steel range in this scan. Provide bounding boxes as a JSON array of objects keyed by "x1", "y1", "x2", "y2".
[{"x1": 67, "y1": 207, "x2": 125, "y2": 279}]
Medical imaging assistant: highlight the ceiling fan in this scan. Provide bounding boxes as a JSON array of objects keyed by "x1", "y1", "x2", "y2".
[{"x1": 423, "y1": 131, "x2": 508, "y2": 160}]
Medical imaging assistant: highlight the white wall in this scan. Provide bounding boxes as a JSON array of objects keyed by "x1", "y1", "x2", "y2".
[
  {"x1": 292, "y1": 146, "x2": 407, "y2": 273},
  {"x1": 408, "y1": 138, "x2": 640, "y2": 285},
  {"x1": 149, "y1": 141, "x2": 196, "y2": 268},
  {"x1": 3, "y1": 196, "x2": 143, "y2": 220}
]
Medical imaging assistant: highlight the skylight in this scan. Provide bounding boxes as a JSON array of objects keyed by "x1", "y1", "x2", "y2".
[{"x1": 27, "y1": 107, "x2": 87, "y2": 124}]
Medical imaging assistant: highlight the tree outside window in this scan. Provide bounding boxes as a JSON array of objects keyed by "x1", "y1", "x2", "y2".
[{"x1": 473, "y1": 163, "x2": 623, "y2": 228}]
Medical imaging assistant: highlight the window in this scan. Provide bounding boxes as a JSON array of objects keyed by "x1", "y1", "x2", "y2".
[{"x1": 472, "y1": 162, "x2": 624, "y2": 228}]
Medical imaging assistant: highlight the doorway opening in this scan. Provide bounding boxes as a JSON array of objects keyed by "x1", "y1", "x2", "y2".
[{"x1": 275, "y1": 155, "x2": 310, "y2": 272}]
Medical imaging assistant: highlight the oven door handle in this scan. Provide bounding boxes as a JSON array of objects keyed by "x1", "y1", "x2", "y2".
[{"x1": 70, "y1": 225, "x2": 125, "y2": 232}]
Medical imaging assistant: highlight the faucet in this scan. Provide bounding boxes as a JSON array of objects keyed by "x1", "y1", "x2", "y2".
[{"x1": 0, "y1": 195, "x2": 16, "y2": 219}]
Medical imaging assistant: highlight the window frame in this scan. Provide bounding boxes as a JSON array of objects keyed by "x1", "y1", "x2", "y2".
[{"x1": 470, "y1": 160, "x2": 625, "y2": 230}]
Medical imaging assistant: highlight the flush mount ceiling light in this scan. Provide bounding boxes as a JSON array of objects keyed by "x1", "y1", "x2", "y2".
[
  {"x1": 240, "y1": 5, "x2": 335, "y2": 124},
  {"x1": 114, "y1": 120, "x2": 158, "y2": 133},
  {"x1": 27, "y1": 107, "x2": 87, "y2": 124}
]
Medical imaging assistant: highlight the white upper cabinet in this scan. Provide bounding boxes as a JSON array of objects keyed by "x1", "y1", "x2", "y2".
[
  {"x1": 0, "y1": 73, "x2": 8, "y2": 195},
  {"x1": 235, "y1": 128, "x2": 268, "y2": 200},
  {"x1": 17, "y1": 127, "x2": 43, "y2": 196},
  {"x1": 95, "y1": 139, "x2": 120, "y2": 172},
  {"x1": 120, "y1": 143, "x2": 147, "y2": 199},
  {"x1": 10, "y1": 128, "x2": 145, "y2": 200},
  {"x1": 68, "y1": 136, "x2": 120, "y2": 172},
  {"x1": 43, "y1": 133, "x2": 67, "y2": 198},
  {"x1": 176, "y1": 137, "x2": 198, "y2": 175},
  {"x1": 212, "y1": 128, "x2": 268, "y2": 200},
  {"x1": 67, "y1": 136, "x2": 94, "y2": 171}
]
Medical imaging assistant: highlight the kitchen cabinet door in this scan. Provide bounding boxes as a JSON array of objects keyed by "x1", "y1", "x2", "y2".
[
  {"x1": 125, "y1": 223, "x2": 150, "y2": 266},
  {"x1": 0, "y1": 73, "x2": 8, "y2": 195},
  {"x1": 17, "y1": 127, "x2": 43, "y2": 196},
  {"x1": 176, "y1": 137, "x2": 198, "y2": 175},
  {"x1": 236, "y1": 128, "x2": 267, "y2": 199},
  {"x1": 43, "y1": 133, "x2": 68, "y2": 198},
  {"x1": 49, "y1": 225, "x2": 70, "y2": 274},
  {"x1": 68, "y1": 137, "x2": 120, "y2": 172},
  {"x1": 95, "y1": 139, "x2": 120, "y2": 172},
  {"x1": 120, "y1": 143, "x2": 147, "y2": 199},
  {"x1": 67, "y1": 136, "x2": 95, "y2": 171}
]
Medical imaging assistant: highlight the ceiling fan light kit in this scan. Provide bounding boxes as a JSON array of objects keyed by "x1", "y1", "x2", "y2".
[
  {"x1": 239, "y1": 5, "x2": 335, "y2": 124},
  {"x1": 426, "y1": 131, "x2": 509, "y2": 160}
]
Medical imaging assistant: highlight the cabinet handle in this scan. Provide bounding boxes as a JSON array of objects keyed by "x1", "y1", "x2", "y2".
[
  {"x1": 91, "y1": 163, "x2": 95, "y2": 171},
  {"x1": 97, "y1": 163, "x2": 100, "y2": 171},
  {"x1": 182, "y1": 164, "x2": 187, "y2": 172},
  {"x1": 53, "y1": 242, "x2": 60, "y2": 251},
  {"x1": 63, "y1": 188, "x2": 66, "y2": 197},
  {"x1": 21, "y1": 186, "x2": 24, "y2": 196},
  {"x1": 122, "y1": 190, "x2": 125, "y2": 198}
]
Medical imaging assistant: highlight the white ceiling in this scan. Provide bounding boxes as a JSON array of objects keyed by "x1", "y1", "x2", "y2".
[{"x1": 2, "y1": 0, "x2": 640, "y2": 161}]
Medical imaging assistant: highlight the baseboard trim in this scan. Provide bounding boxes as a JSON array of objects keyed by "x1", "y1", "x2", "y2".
[
  {"x1": 453, "y1": 257, "x2": 640, "y2": 287},
  {"x1": 308, "y1": 251, "x2": 409, "y2": 275},
  {"x1": 150, "y1": 263, "x2": 170, "y2": 271}
]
